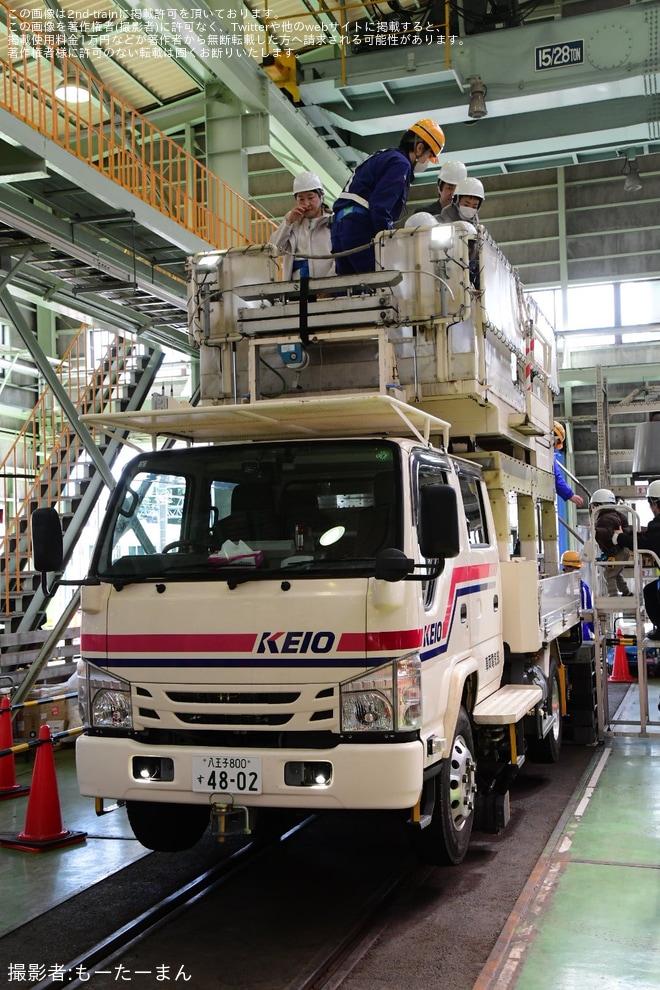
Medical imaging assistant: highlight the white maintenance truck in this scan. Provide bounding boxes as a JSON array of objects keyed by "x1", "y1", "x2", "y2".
[{"x1": 34, "y1": 221, "x2": 581, "y2": 864}]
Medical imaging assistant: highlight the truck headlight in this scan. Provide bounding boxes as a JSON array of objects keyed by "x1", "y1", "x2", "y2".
[
  {"x1": 340, "y1": 653, "x2": 421, "y2": 733},
  {"x1": 86, "y1": 663, "x2": 133, "y2": 729}
]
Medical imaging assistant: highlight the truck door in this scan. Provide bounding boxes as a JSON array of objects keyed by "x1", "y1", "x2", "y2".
[
  {"x1": 415, "y1": 455, "x2": 471, "y2": 663},
  {"x1": 456, "y1": 466, "x2": 502, "y2": 691}
]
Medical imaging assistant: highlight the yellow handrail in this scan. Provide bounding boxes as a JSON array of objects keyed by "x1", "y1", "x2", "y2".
[
  {"x1": 254, "y1": 1, "x2": 452, "y2": 87},
  {"x1": 0, "y1": 1, "x2": 276, "y2": 249}
]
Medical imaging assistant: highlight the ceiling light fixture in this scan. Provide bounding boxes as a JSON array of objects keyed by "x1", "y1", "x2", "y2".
[
  {"x1": 468, "y1": 77, "x2": 488, "y2": 119},
  {"x1": 54, "y1": 66, "x2": 90, "y2": 104},
  {"x1": 621, "y1": 153, "x2": 642, "y2": 193}
]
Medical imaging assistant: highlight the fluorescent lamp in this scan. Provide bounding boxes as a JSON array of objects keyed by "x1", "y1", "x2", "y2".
[{"x1": 55, "y1": 68, "x2": 89, "y2": 104}]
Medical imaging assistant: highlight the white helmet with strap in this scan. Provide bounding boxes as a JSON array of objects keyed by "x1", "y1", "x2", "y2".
[
  {"x1": 647, "y1": 479, "x2": 660, "y2": 500},
  {"x1": 590, "y1": 488, "x2": 616, "y2": 506},
  {"x1": 438, "y1": 160, "x2": 467, "y2": 188},
  {"x1": 293, "y1": 171, "x2": 323, "y2": 195},
  {"x1": 454, "y1": 176, "x2": 485, "y2": 205}
]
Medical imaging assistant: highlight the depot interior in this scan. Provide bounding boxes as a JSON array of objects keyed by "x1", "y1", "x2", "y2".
[{"x1": 0, "y1": 0, "x2": 659, "y2": 704}]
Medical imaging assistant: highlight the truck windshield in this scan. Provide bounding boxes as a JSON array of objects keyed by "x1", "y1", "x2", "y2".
[{"x1": 93, "y1": 440, "x2": 401, "y2": 581}]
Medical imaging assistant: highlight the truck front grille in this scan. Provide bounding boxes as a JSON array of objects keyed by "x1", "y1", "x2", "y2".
[
  {"x1": 136, "y1": 683, "x2": 338, "y2": 733},
  {"x1": 167, "y1": 691, "x2": 300, "y2": 704},
  {"x1": 177, "y1": 712, "x2": 291, "y2": 726}
]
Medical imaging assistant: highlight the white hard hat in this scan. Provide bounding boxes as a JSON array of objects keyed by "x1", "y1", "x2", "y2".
[
  {"x1": 293, "y1": 171, "x2": 323, "y2": 195},
  {"x1": 454, "y1": 176, "x2": 485, "y2": 204},
  {"x1": 405, "y1": 212, "x2": 439, "y2": 229},
  {"x1": 438, "y1": 160, "x2": 467, "y2": 187},
  {"x1": 647, "y1": 480, "x2": 660, "y2": 500},
  {"x1": 590, "y1": 488, "x2": 616, "y2": 506}
]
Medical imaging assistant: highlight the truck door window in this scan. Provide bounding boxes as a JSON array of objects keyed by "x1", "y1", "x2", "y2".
[
  {"x1": 458, "y1": 475, "x2": 490, "y2": 546},
  {"x1": 416, "y1": 462, "x2": 449, "y2": 608}
]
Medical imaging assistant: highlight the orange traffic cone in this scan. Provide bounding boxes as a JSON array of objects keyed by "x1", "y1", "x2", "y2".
[
  {"x1": 0, "y1": 724, "x2": 87, "y2": 851},
  {"x1": 609, "y1": 629, "x2": 635, "y2": 683},
  {"x1": 0, "y1": 696, "x2": 30, "y2": 800}
]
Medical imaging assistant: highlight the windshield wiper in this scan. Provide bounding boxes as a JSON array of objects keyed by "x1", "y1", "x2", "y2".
[{"x1": 225, "y1": 569, "x2": 264, "y2": 588}]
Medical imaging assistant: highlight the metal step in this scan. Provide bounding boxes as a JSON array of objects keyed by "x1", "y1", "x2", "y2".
[{"x1": 472, "y1": 684, "x2": 543, "y2": 725}]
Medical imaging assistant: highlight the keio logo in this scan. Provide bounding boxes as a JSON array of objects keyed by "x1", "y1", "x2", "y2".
[{"x1": 256, "y1": 631, "x2": 336, "y2": 654}]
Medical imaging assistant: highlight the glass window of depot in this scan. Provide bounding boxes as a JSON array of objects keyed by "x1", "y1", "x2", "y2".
[
  {"x1": 566, "y1": 284, "x2": 614, "y2": 330},
  {"x1": 620, "y1": 280, "x2": 660, "y2": 326},
  {"x1": 529, "y1": 289, "x2": 559, "y2": 328}
]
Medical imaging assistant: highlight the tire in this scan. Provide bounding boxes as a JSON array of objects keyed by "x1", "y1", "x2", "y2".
[
  {"x1": 526, "y1": 660, "x2": 563, "y2": 764},
  {"x1": 126, "y1": 800, "x2": 210, "y2": 851},
  {"x1": 412, "y1": 706, "x2": 477, "y2": 866}
]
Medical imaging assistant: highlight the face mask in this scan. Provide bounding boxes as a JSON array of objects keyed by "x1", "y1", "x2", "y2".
[
  {"x1": 414, "y1": 159, "x2": 430, "y2": 174},
  {"x1": 458, "y1": 205, "x2": 478, "y2": 222}
]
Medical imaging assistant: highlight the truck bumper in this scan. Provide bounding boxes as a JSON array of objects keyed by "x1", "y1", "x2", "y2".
[{"x1": 76, "y1": 735, "x2": 425, "y2": 810}]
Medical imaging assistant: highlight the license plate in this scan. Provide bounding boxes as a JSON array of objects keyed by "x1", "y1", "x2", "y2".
[{"x1": 192, "y1": 754, "x2": 262, "y2": 794}]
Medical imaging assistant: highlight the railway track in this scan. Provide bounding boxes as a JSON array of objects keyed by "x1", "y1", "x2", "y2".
[
  {"x1": 288, "y1": 862, "x2": 435, "y2": 990},
  {"x1": 28, "y1": 811, "x2": 425, "y2": 990},
  {"x1": 6, "y1": 744, "x2": 597, "y2": 990}
]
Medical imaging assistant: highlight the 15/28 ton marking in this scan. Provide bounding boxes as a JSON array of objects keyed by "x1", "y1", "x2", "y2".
[{"x1": 535, "y1": 40, "x2": 583, "y2": 71}]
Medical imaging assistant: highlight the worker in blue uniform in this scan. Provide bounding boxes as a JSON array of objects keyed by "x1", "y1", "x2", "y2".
[
  {"x1": 553, "y1": 420, "x2": 583, "y2": 559},
  {"x1": 331, "y1": 118, "x2": 445, "y2": 275},
  {"x1": 553, "y1": 421, "x2": 584, "y2": 508}
]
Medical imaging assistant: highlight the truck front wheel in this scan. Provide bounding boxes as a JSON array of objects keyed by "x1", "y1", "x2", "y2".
[
  {"x1": 412, "y1": 706, "x2": 477, "y2": 866},
  {"x1": 126, "y1": 800, "x2": 210, "y2": 851}
]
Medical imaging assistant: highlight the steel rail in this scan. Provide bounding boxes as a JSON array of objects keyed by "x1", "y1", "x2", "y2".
[
  {"x1": 287, "y1": 860, "x2": 434, "y2": 990},
  {"x1": 31, "y1": 816, "x2": 313, "y2": 990}
]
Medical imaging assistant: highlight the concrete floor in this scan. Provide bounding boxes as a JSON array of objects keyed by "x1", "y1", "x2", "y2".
[
  {"x1": 1, "y1": 681, "x2": 658, "y2": 988},
  {"x1": 478, "y1": 679, "x2": 660, "y2": 990},
  {"x1": 0, "y1": 744, "x2": 148, "y2": 935}
]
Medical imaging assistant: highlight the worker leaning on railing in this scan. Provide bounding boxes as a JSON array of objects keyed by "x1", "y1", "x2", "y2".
[{"x1": 331, "y1": 118, "x2": 446, "y2": 275}]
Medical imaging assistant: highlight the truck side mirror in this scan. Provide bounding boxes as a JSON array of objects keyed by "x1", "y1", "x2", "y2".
[
  {"x1": 374, "y1": 548, "x2": 415, "y2": 583},
  {"x1": 32, "y1": 507, "x2": 64, "y2": 592},
  {"x1": 418, "y1": 484, "x2": 461, "y2": 559}
]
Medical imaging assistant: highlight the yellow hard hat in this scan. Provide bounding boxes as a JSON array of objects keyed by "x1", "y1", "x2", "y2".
[
  {"x1": 561, "y1": 550, "x2": 582, "y2": 570},
  {"x1": 409, "y1": 119, "x2": 445, "y2": 162},
  {"x1": 553, "y1": 421, "x2": 566, "y2": 444}
]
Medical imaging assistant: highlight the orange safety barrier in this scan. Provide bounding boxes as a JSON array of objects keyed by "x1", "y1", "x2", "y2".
[{"x1": 0, "y1": 724, "x2": 87, "y2": 851}]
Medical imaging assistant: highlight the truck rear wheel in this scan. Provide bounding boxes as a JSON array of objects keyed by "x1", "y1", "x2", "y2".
[
  {"x1": 126, "y1": 800, "x2": 210, "y2": 851},
  {"x1": 526, "y1": 660, "x2": 562, "y2": 764},
  {"x1": 412, "y1": 706, "x2": 477, "y2": 866}
]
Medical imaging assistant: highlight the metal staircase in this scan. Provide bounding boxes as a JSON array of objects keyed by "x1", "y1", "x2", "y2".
[{"x1": 0, "y1": 325, "x2": 163, "y2": 692}]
